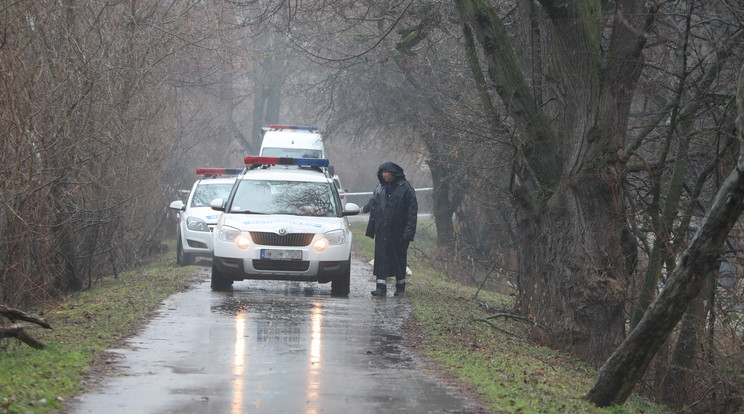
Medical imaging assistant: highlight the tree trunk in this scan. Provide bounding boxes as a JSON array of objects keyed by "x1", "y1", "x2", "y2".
[
  {"x1": 251, "y1": 51, "x2": 284, "y2": 152},
  {"x1": 660, "y1": 286, "x2": 706, "y2": 404},
  {"x1": 455, "y1": 0, "x2": 648, "y2": 366},
  {"x1": 219, "y1": 62, "x2": 249, "y2": 152},
  {"x1": 515, "y1": 174, "x2": 635, "y2": 365},
  {"x1": 428, "y1": 159, "x2": 457, "y2": 250}
]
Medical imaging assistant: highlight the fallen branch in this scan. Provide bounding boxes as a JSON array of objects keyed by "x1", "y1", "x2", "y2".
[
  {"x1": 0, "y1": 305, "x2": 52, "y2": 329},
  {"x1": 0, "y1": 304, "x2": 52, "y2": 350},
  {"x1": 473, "y1": 316, "x2": 522, "y2": 338},
  {"x1": 0, "y1": 324, "x2": 46, "y2": 349},
  {"x1": 484, "y1": 313, "x2": 552, "y2": 333}
]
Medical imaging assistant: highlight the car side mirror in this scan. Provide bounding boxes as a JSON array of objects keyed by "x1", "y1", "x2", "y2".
[
  {"x1": 169, "y1": 200, "x2": 185, "y2": 211},
  {"x1": 210, "y1": 198, "x2": 225, "y2": 211},
  {"x1": 342, "y1": 202, "x2": 360, "y2": 216}
]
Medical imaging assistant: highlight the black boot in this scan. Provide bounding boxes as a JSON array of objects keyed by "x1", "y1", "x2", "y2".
[
  {"x1": 371, "y1": 280, "x2": 386, "y2": 296},
  {"x1": 394, "y1": 279, "x2": 406, "y2": 296}
]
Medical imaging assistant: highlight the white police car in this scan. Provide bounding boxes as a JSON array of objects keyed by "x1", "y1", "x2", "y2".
[
  {"x1": 209, "y1": 157, "x2": 359, "y2": 296},
  {"x1": 332, "y1": 174, "x2": 346, "y2": 201},
  {"x1": 169, "y1": 169, "x2": 239, "y2": 265}
]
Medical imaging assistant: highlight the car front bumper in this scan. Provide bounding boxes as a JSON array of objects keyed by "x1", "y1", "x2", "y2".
[
  {"x1": 181, "y1": 227, "x2": 215, "y2": 257},
  {"x1": 213, "y1": 256, "x2": 348, "y2": 282}
]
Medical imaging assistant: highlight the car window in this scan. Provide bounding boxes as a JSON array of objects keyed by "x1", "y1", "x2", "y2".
[
  {"x1": 261, "y1": 147, "x2": 322, "y2": 159},
  {"x1": 190, "y1": 183, "x2": 234, "y2": 207},
  {"x1": 230, "y1": 180, "x2": 337, "y2": 216}
]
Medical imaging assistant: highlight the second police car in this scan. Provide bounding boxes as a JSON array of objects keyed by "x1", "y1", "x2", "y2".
[
  {"x1": 169, "y1": 169, "x2": 240, "y2": 265},
  {"x1": 209, "y1": 156, "x2": 360, "y2": 296}
]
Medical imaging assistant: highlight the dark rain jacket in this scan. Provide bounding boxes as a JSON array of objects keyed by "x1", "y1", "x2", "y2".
[{"x1": 362, "y1": 162, "x2": 418, "y2": 278}]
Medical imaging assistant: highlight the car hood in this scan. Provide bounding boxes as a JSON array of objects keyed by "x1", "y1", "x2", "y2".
[
  {"x1": 221, "y1": 214, "x2": 343, "y2": 234},
  {"x1": 187, "y1": 207, "x2": 224, "y2": 224}
]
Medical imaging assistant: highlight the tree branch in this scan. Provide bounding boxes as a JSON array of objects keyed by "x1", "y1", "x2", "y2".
[
  {"x1": 0, "y1": 305, "x2": 52, "y2": 329},
  {"x1": 0, "y1": 325, "x2": 46, "y2": 349}
]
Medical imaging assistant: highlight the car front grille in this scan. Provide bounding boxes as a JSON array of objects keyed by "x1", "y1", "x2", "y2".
[
  {"x1": 253, "y1": 259, "x2": 310, "y2": 271},
  {"x1": 250, "y1": 232, "x2": 314, "y2": 246}
]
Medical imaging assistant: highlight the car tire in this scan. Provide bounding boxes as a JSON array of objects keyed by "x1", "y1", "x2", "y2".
[
  {"x1": 176, "y1": 236, "x2": 195, "y2": 266},
  {"x1": 183, "y1": 251, "x2": 195, "y2": 266},
  {"x1": 211, "y1": 264, "x2": 233, "y2": 291},
  {"x1": 331, "y1": 257, "x2": 351, "y2": 297},
  {"x1": 176, "y1": 236, "x2": 184, "y2": 265}
]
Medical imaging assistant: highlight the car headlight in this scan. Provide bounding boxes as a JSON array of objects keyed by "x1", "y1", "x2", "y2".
[
  {"x1": 323, "y1": 229, "x2": 346, "y2": 245},
  {"x1": 186, "y1": 217, "x2": 209, "y2": 232},
  {"x1": 218, "y1": 225, "x2": 241, "y2": 242},
  {"x1": 313, "y1": 238, "x2": 328, "y2": 252},
  {"x1": 236, "y1": 235, "x2": 251, "y2": 249}
]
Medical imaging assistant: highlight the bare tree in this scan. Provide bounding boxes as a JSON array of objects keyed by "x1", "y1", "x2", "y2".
[
  {"x1": 0, "y1": 1, "x2": 230, "y2": 306},
  {"x1": 585, "y1": 62, "x2": 744, "y2": 407},
  {"x1": 453, "y1": 0, "x2": 649, "y2": 366}
]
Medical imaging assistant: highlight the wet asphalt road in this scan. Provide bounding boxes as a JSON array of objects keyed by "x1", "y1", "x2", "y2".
[{"x1": 64, "y1": 255, "x2": 480, "y2": 414}]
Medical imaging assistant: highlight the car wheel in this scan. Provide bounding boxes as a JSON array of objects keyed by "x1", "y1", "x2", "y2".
[
  {"x1": 211, "y1": 264, "x2": 233, "y2": 291},
  {"x1": 331, "y1": 257, "x2": 351, "y2": 297},
  {"x1": 177, "y1": 235, "x2": 196, "y2": 266},
  {"x1": 176, "y1": 236, "x2": 184, "y2": 266},
  {"x1": 182, "y1": 251, "x2": 195, "y2": 266}
]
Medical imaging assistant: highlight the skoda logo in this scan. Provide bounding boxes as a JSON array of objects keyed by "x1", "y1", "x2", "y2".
[{"x1": 277, "y1": 228, "x2": 288, "y2": 236}]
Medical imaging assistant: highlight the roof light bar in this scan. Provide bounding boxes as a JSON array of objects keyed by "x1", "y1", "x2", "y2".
[
  {"x1": 268, "y1": 124, "x2": 318, "y2": 132},
  {"x1": 244, "y1": 156, "x2": 329, "y2": 168},
  {"x1": 196, "y1": 168, "x2": 243, "y2": 176}
]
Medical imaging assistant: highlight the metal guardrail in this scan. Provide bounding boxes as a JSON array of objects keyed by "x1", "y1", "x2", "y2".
[
  {"x1": 343, "y1": 187, "x2": 433, "y2": 196},
  {"x1": 343, "y1": 187, "x2": 434, "y2": 218}
]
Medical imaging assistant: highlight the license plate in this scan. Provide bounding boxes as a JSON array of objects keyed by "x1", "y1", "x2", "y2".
[{"x1": 261, "y1": 249, "x2": 302, "y2": 261}]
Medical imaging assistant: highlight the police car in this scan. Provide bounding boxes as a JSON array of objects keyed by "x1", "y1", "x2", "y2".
[
  {"x1": 209, "y1": 156, "x2": 360, "y2": 296},
  {"x1": 259, "y1": 124, "x2": 325, "y2": 159},
  {"x1": 332, "y1": 174, "x2": 346, "y2": 200},
  {"x1": 169, "y1": 169, "x2": 239, "y2": 265}
]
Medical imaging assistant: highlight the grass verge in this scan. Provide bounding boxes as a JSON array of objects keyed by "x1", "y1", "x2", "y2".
[
  {"x1": 0, "y1": 243, "x2": 197, "y2": 414},
  {"x1": 350, "y1": 220, "x2": 670, "y2": 414}
]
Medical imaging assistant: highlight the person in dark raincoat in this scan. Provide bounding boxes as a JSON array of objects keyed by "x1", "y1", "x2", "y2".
[{"x1": 361, "y1": 161, "x2": 418, "y2": 296}]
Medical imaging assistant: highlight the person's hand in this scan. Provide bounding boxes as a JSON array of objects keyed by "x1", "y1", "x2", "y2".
[{"x1": 359, "y1": 207, "x2": 364, "y2": 214}]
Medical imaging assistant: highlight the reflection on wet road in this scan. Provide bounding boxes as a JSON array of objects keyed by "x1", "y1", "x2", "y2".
[{"x1": 65, "y1": 258, "x2": 478, "y2": 414}]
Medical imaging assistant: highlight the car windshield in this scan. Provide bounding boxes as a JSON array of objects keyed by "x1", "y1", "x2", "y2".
[
  {"x1": 261, "y1": 147, "x2": 323, "y2": 158},
  {"x1": 190, "y1": 182, "x2": 234, "y2": 207},
  {"x1": 229, "y1": 180, "x2": 337, "y2": 216}
]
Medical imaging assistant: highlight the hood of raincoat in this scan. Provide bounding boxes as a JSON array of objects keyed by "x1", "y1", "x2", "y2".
[{"x1": 376, "y1": 161, "x2": 406, "y2": 185}]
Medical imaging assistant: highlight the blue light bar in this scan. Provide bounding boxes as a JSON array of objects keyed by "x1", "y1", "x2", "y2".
[{"x1": 293, "y1": 157, "x2": 329, "y2": 167}]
